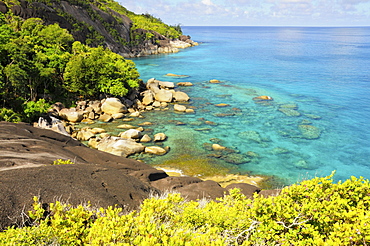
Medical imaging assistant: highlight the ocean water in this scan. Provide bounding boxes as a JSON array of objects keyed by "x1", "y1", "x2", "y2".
[{"x1": 126, "y1": 26, "x2": 370, "y2": 186}]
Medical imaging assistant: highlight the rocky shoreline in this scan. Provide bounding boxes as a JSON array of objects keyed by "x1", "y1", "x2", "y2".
[
  {"x1": 37, "y1": 77, "x2": 273, "y2": 186},
  {"x1": 0, "y1": 76, "x2": 286, "y2": 229},
  {"x1": 0, "y1": 119, "x2": 279, "y2": 230},
  {"x1": 128, "y1": 35, "x2": 199, "y2": 57}
]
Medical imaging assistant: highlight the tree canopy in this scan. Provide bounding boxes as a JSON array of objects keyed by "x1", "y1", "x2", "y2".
[
  {"x1": 64, "y1": 42, "x2": 139, "y2": 98},
  {"x1": 0, "y1": 13, "x2": 141, "y2": 122}
]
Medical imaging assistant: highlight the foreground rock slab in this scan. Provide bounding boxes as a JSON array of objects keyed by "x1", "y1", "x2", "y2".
[{"x1": 0, "y1": 122, "x2": 274, "y2": 230}]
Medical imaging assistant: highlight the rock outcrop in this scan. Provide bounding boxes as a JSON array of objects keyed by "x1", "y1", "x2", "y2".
[
  {"x1": 0, "y1": 122, "x2": 271, "y2": 230},
  {"x1": 0, "y1": 0, "x2": 198, "y2": 57}
]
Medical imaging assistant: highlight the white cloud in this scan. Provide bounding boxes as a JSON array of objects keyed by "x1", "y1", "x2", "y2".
[{"x1": 201, "y1": 0, "x2": 215, "y2": 6}]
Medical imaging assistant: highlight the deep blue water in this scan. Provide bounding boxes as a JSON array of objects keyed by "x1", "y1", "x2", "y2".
[{"x1": 131, "y1": 26, "x2": 370, "y2": 185}]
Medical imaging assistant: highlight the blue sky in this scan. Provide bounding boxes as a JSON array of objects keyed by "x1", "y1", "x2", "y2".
[{"x1": 118, "y1": 0, "x2": 370, "y2": 26}]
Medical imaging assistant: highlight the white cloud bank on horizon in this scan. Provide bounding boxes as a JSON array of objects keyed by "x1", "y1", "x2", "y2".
[{"x1": 118, "y1": 0, "x2": 370, "y2": 26}]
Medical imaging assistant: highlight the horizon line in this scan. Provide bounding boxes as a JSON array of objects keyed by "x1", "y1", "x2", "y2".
[{"x1": 181, "y1": 25, "x2": 370, "y2": 28}]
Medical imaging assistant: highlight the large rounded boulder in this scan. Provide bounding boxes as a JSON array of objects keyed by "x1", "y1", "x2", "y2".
[{"x1": 101, "y1": 98, "x2": 128, "y2": 115}]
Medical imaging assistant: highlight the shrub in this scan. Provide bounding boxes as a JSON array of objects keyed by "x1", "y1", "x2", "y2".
[
  {"x1": 0, "y1": 173, "x2": 369, "y2": 245},
  {"x1": 52, "y1": 159, "x2": 75, "y2": 165},
  {"x1": 23, "y1": 99, "x2": 51, "y2": 122},
  {"x1": 0, "y1": 108, "x2": 22, "y2": 122}
]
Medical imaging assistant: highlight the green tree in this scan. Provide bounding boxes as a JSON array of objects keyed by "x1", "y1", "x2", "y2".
[
  {"x1": 4, "y1": 18, "x2": 73, "y2": 102},
  {"x1": 64, "y1": 42, "x2": 140, "y2": 98}
]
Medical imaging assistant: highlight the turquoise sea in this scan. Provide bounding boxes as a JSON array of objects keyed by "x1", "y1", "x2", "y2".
[{"x1": 127, "y1": 26, "x2": 370, "y2": 186}]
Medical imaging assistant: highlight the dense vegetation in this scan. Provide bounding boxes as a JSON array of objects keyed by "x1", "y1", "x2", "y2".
[
  {"x1": 0, "y1": 0, "x2": 184, "y2": 122},
  {"x1": 0, "y1": 173, "x2": 369, "y2": 245},
  {"x1": 2, "y1": 0, "x2": 182, "y2": 47},
  {"x1": 96, "y1": 0, "x2": 182, "y2": 40},
  {"x1": 0, "y1": 12, "x2": 140, "y2": 122}
]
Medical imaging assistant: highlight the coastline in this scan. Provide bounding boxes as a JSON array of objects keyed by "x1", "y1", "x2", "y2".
[{"x1": 46, "y1": 75, "x2": 290, "y2": 189}]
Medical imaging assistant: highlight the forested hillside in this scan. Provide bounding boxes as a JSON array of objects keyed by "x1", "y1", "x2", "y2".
[
  {"x1": 0, "y1": 0, "x2": 183, "y2": 123},
  {"x1": 0, "y1": 0, "x2": 182, "y2": 55}
]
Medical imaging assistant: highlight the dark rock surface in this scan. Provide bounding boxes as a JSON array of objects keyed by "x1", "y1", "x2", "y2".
[
  {"x1": 0, "y1": 122, "x2": 264, "y2": 230},
  {"x1": 0, "y1": 121, "x2": 160, "y2": 229},
  {"x1": 0, "y1": 1, "x2": 7, "y2": 13},
  {"x1": 225, "y1": 183, "x2": 262, "y2": 198}
]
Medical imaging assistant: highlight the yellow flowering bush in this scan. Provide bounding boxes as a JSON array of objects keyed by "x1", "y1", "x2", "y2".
[
  {"x1": 0, "y1": 172, "x2": 369, "y2": 245},
  {"x1": 52, "y1": 159, "x2": 75, "y2": 165}
]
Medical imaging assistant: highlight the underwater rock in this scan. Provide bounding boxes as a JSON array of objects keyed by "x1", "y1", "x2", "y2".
[
  {"x1": 294, "y1": 159, "x2": 309, "y2": 169},
  {"x1": 305, "y1": 114, "x2": 322, "y2": 120},
  {"x1": 238, "y1": 131, "x2": 263, "y2": 143},
  {"x1": 232, "y1": 107, "x2": 242, "y2": 112},
  {"x1": 202, "y1": 142, "x2": 213, "y2": 151},
  {"x1": 301, "y1": 119, "x2": 312, "y2": 125},
  {"x1": 271, "y1": 147, "x2": 291, "y2": 155},
  {"x1": 207, "y1": 153, "x2": 222, "y2": 158},
  {"x1": 214, "y1": 113, "x2": 235, "y2": 117},
  {"x1": 210, "y1": 138, "x2": 223, "y2": 144},
  {"x1": 138, "y1": 122, "x2": 154, "y2": 126},
  {"x1": 298, "y1": 124, "x2": 321, "y2": 139},
  {"x1": 195, "y1": 128, "x2": 212, "y2": 131},
  {"x1": 190, "y1": 121, "x2": 203, "y2": 126},
  {"x1": 209, "y1": 79, "x2": 221, "y2": 83},
  {"x1": 278, "y1": 107, "x2": 301, "y2": 117},
  {"x1": 205, "y1": 121, "x2": 218, "y2": 126},
  {"x1": 246, "y1": 151, "x2": 260, "y2": 158},
  {"x1": 221, "y1": 153, "x2": 251, "y2": 165},
  {"x1": 279, "y1": 103, "x2": 298, "y2": 110}
]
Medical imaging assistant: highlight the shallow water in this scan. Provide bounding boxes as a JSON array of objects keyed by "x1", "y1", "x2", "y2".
[{"x1": 95, "y1": 26, "x2": 370, "y2": 187}]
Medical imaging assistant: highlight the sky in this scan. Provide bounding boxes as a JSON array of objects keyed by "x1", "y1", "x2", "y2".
[{"x1": 118, "y1": 0, "x2": 370, "y2": 26}]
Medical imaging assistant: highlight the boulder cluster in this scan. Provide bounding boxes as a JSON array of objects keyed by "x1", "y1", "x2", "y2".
[
  {"x1": 37, "y1": 78, "x2": 194, "y2": 158},
  {"x1": 136, "y1": 35, "x2": 199, "y2": 57},
  {"x1": 141, "y1": 78, "x2": 194, "y2": 113}
]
